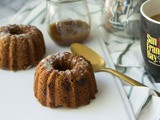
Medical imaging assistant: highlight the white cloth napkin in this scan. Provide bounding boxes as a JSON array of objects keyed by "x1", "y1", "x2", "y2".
[
  {"x1": 102, "y1": 0, "x2": 160, "y2": 119},
  {"x1": 98, "y1": 26, "x2": 160, "y2": 120},
  {"x1": 1, "y1": 0, "x2": 160, "y2": 120}
]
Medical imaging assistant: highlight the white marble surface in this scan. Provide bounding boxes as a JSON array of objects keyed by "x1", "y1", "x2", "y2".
[
  {"x1": 0, "y1": 0, "x2": 37, "y2": 23},
  {"x1": 0, "y1": 0, "x2": 105, "y2": 25}
]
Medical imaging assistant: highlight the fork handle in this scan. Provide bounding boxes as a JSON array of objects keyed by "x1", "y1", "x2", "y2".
[{"x1": 99, "y1": 67, "x2": 160, "y2": 97}]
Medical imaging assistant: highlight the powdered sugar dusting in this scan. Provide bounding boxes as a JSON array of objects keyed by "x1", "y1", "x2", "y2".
[
  {"x1": 14, "y1": 33, "x2": 30, "y2": 39},
  {"x1": 55, "y1": 52, "x2": 65, "y2": 61},
  {"x1": 41, "y1": 52, "x2": 89, "y2": 73},
  {"x1": 42, "y1": 53, "x2": 65, "y2": 71},
  {"x1": 44, "y1": 57, "x2": 54, "y2": 71},
  {"x1": 59, "y1": 71, "x2": 64, "y2": 76},
  {"x1": 65, "y1": 70, "x2": 71, "y2": 75},
  {"x1": 72, "y1": 58, "x2": 77, "y2": 63},
  {"x1": 0, "y1": 24, "x2": 39, "y2": 40},
  {"x1": 0, "y1": 32, "x2": 7, "y2": 36},
  {"x1": 0, "y1": 32, "x2": 10, "y2": 38}
]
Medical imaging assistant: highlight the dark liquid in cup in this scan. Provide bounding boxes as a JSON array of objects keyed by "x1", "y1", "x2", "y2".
[
  {"x1": 48, "y1": 20, "x2": 90, "y2": 46},
  {"x1": 151, "y1": 14, "x2": 160, "y2": 22}
]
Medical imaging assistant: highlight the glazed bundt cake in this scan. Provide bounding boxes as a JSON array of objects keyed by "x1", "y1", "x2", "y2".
[
  {"x1": 0, "y1": 24, "x2": 45, "y2": 70},
  {"x1": 34, "y1": 52, "x2": 97, "y2": 108}
]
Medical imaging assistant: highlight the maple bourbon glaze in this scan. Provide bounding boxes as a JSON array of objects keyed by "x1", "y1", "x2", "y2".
[{"x1": 48, "y1": 20, "x2": 90, "y2": 46}]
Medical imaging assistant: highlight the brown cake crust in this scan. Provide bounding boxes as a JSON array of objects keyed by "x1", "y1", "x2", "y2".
[
  {"x1": 34, "y1": 52, "x2": 98, "y2": 108},
  {"x1": 0, "y1": 24, "x2": 46, "y2": 70}
]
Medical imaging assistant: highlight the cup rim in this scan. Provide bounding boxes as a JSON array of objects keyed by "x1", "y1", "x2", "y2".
[{"x1": 140, "y1": 0, "x2": 160, "y2": 25}]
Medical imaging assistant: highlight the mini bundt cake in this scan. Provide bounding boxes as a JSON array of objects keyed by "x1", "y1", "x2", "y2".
[
  {"x1": 0, "y1": 24, "x2": 45, "y2": 70},
  {"x1": 34, "y1": 52, "x2": 97, "y2": 108}
]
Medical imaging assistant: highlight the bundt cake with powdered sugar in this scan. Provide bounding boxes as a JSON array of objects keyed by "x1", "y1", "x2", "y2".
[
  {"x1": 0, "y1": 24, "x2": 45, "y2": 70},
  {"x1": 34, "y1": 52, "x2": 97, "y2": 108}
]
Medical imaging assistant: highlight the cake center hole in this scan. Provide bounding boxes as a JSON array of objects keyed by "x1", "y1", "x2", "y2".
[
  {"x1": 10, "y1": 30, "x2": 24, "y2": 35},
  {"x1": 54, "y1": 64, "x2": 71, "y2": 71}
]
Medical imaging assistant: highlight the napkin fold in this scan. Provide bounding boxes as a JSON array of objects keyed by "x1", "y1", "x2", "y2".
[{"x1": 1, "y1": 0, "x2": 160, "y2": 120}]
